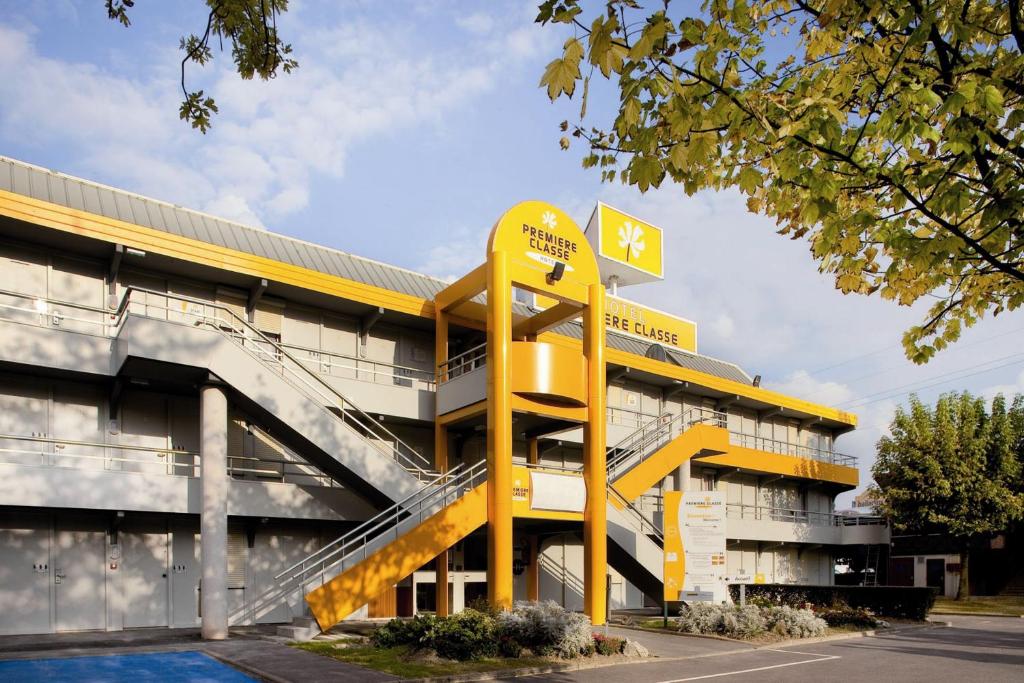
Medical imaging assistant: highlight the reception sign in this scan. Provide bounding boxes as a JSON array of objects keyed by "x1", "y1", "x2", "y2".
[{"x1": 664, "y1": 490, "x2": 727, "y2": 602}]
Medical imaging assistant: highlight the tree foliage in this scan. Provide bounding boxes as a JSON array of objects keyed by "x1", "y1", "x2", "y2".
[
  {"x1": 105, "y1": 0, "x2": 297, "y2": 133},
  {"x1": 536, "y1": 1, "x2": 1024, "y2": 362},
  {"x1": 872, "y1": 392, "x2": 1024, "y2": 596}
]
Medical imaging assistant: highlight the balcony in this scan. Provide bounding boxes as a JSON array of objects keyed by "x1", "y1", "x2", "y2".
[
  {"x1": 0, "y1": 432, "x2": 373, "y2": 521},
  {"x1": 727, "y1": 432, "x2": 857, "y2": 468}
]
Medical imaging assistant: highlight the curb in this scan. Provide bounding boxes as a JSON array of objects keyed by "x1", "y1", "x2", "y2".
[
  {"x1": 200, "y1": 648, "x2": 293, "y2": 683},
  {"x1": 931, "y1": 611, "x2": 1024, "y2": 619}
]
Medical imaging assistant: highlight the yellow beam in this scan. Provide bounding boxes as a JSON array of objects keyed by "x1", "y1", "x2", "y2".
[
  {"x1": 511, "y1": 300, "x2": 583, "y2": 339},
  {"x1": 584, "y1": 282, "x2": 607, "y2": 626},
  {"x1": 702, "y1": 446, "x2": 859, "y2": 487},
  {"x1": 436, "y1": 263, "x2": 486, "y2": 312},
  {"x1": 487, "y1": 251, "x2": 514, "y2": 610},
  {"x1": 437, "y1": 400, "x2": 486, "y2": 424}
]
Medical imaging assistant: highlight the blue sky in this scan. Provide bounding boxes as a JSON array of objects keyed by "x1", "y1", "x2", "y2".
[{"x1": 2, "y1": 1, "x2": 1022, "y2": 504}]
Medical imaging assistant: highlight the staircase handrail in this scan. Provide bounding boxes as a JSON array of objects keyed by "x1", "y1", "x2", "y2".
[
  {"x1": 608, "y1": 484, "x2": 664, "y2": 544},
  {"x1": 607, "y1": 407, "x2": 726, "y2": 478},
  {"x1": 110, "y1": 287, "x2": 435, "y2": 478},
  {"x1": 273, "y1": 460, "x2": 487, "y2": 587}
]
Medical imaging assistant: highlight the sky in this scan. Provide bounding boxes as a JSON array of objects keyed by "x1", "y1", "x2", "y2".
[{"x1": 2, "y1": 1, "x2": 1022, "y2": 506}]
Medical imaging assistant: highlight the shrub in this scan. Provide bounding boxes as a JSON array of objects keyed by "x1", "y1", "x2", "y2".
[
  {"x1": 497, "y1": 634, "x2": 524, "y2": 658},
  {"x1": 721, "y1": 605, "x2": 766, "y2": 639},
  {"x1": 763, "y1": 606, "x2": 827, "y2": 638},
  {"x1": 677, "y1": 603, "x2": 826, "y2": 639},
  {"x1": 728, "y1": 584, "x2": 935, "y2": 620},
  {"x1": 496, "y1": 600, "x2": 594, "y2": 658},
  {"x1": 815, "y1": 605, "x2": 883, "y2": 629},
  {"x1": 370, "y1": 614, "x2": 437, "y2": 649},
  {"x1": 593, "y1": 634, "x2": 625, "y2": 656},
  {"x1": 425, "y1": 609, "x2": 497, "y2": 661},
  {"x1": 677, "y1": 602, "x2": 726, "y2": 635}
]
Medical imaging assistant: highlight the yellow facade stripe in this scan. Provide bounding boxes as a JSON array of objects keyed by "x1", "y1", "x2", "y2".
[
  {"x1": 702, "y1": 446, "x2": 859, "y2": 487},
  {"x1": 0, "y1": 190, "x2": 856, "y2": 427},
  {"x1": 0, "y1": 190, "x2": 433, "y2": 318}
]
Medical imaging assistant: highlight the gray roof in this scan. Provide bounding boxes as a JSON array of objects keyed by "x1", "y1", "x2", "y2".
[{"x1": 0, "y1": 155, "x2": 752, "y2": 385}]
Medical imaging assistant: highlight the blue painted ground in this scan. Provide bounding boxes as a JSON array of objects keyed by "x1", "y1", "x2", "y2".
[{"x1": 0, "y1": 651, "x2": 256, "y2": 682}]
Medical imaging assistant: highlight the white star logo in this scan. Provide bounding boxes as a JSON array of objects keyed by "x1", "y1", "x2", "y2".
[{"x1": 541, "y1": 211, "x2": 557, "y2": 229}]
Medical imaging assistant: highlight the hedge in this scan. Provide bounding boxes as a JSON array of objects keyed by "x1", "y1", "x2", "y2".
[{"x1": 728, "y1": 584, "x2": 936, "y2": 620}]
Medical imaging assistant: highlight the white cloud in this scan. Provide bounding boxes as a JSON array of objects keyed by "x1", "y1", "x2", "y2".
[
  {"x1": 0, "y1": 6, "x2": 545, "y2": 229},
  {"x1": 457, "y1": 12, "x2": 495, "y2": 35}
]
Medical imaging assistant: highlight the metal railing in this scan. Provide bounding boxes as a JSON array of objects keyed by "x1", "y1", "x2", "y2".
[
  {"x1": 0, "y1": 433, "x2": 197, "y2": 476},
  {"x1": 728, "y1": 432, "x2": 857, "y2": 467},
  {"x1": 0, "y1": 286, "x2": 436, "y2": 479},
  {"x1": 437, "y1": 343, "x2": 486, "y2": 383},
  {"x1": 227, "y1": 424, "x2": 343, "y2": 488},
  {"x1": 109, "y1": 287, "x2": 436, "y2": 479},
  {"x1": 608, "y1": 484, "x2": 664, "y2": 544},
  {"x1": 839, "y1": 514, "x2": 887, "y2": 527},
  {"x1": 607, "y1": 407, "x2": 727, "y2": 479},
  {"x1": 231, "y1": 461, "x2": 487, "y2": 623},
  {"x1": 725, "y1": 502, "x2": 842, "y2": 527},
  {"x1": 607, "y1": 405, "x2": 659, "y2": 429},
  {"x1": 281, "y1": 342, "x2": 435, "y2": 390}
]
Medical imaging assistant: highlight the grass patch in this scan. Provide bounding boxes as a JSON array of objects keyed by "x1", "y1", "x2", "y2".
[
  {"x1": 933, "y1": 596, "x2": 1024, "y2": 617},
  {"x1": 293, "y1": 641, "x2": 554, "y2": 679}
]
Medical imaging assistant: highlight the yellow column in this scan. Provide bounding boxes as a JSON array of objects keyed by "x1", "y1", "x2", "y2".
[
  {"x1": 435, "y1": 311, "x2": 450, "y2": 616},
  {"x1": 583, "y1": 282, "x2": 607, "y2": 625},
  {"x1": 526, "y1": 535, "x2": 539, "y2": 602},
  {"x1": 487, "y1": 251, "x2": 514, "y2": 610}
]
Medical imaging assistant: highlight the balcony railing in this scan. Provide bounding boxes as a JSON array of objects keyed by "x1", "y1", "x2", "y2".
[
  {"x1": 726, "y1": 502, "x2": 842, "y2": 527},
  {"x1": 728, "y1": 432, "x2": 857, "y2": 468},
  {"x1": 0, "y1": 433, "x2": 197, "y2": 476},
  {"x1": 437, "y1": 343, "x2": 487, "y2": 383},
  {"x1": 281, "y1": 342, "x2": 435, "y2": 391}
]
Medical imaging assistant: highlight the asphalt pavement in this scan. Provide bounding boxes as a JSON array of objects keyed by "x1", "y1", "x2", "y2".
[{"x1": 510, "y1": 616, "x2": 1024, "y2": 683}]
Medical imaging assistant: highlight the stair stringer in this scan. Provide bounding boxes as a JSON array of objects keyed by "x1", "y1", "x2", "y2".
[
  {"x1": 305, "y1": 483, "x2": 488, "y2": 630},
  {"x1": 606, "y1": 501, "x2": 665, "y2": 605},
  {"x1": 611, "y1": 424, "x2": 729, "y2": 502}
]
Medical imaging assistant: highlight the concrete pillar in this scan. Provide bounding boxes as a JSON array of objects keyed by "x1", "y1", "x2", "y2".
[
  {"x1": 200, "y1": 383, "x2": 229, "y2": 640},
  {"x1": 673, "y1": 460, "x2": 689, "y2": 492}
]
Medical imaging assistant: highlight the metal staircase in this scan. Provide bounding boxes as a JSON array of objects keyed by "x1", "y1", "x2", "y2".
[
  {"x1": 607, "y1": 407, "x2": 726, "y2": 481},
  {"x1": 111, "y1": 287, "x2": 436, "y2": 482},
  {"x1": 236, "y1": 461, "x2": 487, "y2": 628}
]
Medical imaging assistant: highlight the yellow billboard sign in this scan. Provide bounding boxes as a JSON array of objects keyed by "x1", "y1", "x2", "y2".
[
  {"x1": 606, "y1": 296, "x2": 696, "y2": 352},
  {"x1": 586, "y1": 202, "x2": 664, "y2": 285}
]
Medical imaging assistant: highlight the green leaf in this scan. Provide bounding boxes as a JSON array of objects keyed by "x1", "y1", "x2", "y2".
[
  {"x1": 539, "y1": 38, "x2": 584, "y2": 100},
  {"x1": 979, "y1": 85, "x2": 1004, "y2": 116}
]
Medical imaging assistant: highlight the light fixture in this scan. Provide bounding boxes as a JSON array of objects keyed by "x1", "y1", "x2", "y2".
[
  {"x1": 546, "y1": 261, "x2": 566, "y2": 284},
  {"x1": 125, "y1": 247, "x2": 147, "y2": 258},
  {"x1": 752, "y1": 374, "x2": 761, "y2": 387}
]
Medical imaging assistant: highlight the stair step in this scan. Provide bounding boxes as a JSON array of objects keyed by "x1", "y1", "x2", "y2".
[
  {"x1": 290, "y1": 616, "x2": 318, "y2": 629},
  {"x1": 277, "y1": 624, "x2": 319, "y2": 641}
]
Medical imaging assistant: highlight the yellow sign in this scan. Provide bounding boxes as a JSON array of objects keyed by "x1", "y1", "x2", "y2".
[
  {"x1": 663, "y1": 491, "x2": 685, "y2": 602},
  {"x1": 488, "y1": 201, "x2": 600, "y2": 287},
  {"x1": 591, "y1": 202, "x2": 663, "y2": 281},
  {"x1": 606, "y1": 296, "x2": 696, "y2": 352}
]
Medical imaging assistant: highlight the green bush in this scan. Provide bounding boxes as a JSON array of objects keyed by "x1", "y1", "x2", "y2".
[
  {"x1": 497, "y1": 634, "x2": 523, "y2": 658},
  {"x1": 677, "y1": 603, "x2": 825, "y2": 639},
  {"x1": 729, "y1": 584, "x2": 935, "y2": 620},
  {"x1": 815, "y1": 605, "x2": 883, "y2": 629},
  {"x1": 426, "y1": 609, "x2": 498, "y2": 661},
  {"x1": 593, "y1": 634, "x2": 625, "y2": 655},
  {"x1": 495, "y1": 600, "x2": 593, "y2": 658},
  {"x1": 370, "y1": 614, "x2": 437, "y2": 649}
]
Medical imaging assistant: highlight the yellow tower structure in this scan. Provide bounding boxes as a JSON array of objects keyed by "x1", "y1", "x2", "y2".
[{"x1": 434, "y1": 201, "x2": 608, "y2": 624}]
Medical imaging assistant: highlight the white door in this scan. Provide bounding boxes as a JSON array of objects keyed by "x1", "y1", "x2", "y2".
[
  {"x1": 0, "y1": 520, "x2": 51, "y2": 635},
  {"x1": 54, "y1": 528, "x2": 106, "y2": 631},
  {"x1": 122, "y1": 531, "x2": 169, "y2": 628}
]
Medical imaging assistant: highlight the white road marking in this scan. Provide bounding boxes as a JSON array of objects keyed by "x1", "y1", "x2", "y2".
[{"x1": 654, "y1": 653, "x2": 840, "y2": 682}]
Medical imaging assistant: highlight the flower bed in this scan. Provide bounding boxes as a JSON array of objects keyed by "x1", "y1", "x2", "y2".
[{"x1": 366, "y1": 601, "x2": 634, "y2": 663}]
